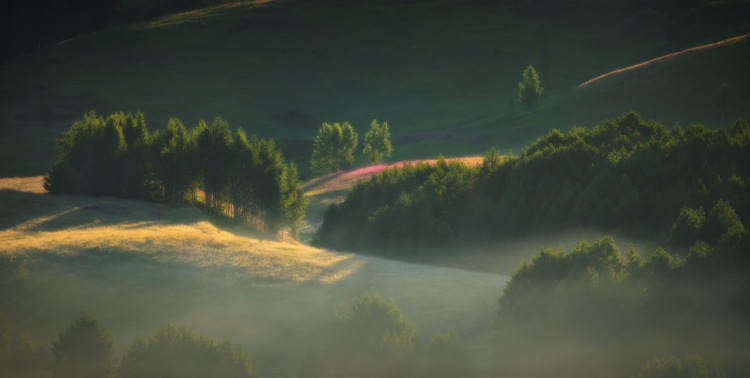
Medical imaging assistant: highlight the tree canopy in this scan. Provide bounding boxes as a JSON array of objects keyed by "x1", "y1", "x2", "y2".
[
  {"x1": 118, "y1": 324, "x2": 256, "y2": 378},
  {"x1": 50, "y1": 313, "x2": 116, "y2": 378},
  {"x1": 363, "y1": 120, "x2": 393, "y2": 165},
  {"x1": 314, "y1": 112, "x2": 750, "y2": 259},
  {"x1": 518, "y1": 65, "x2": 544, "y2": 109},
  {"x1": 310, "y1": 122, "x2": 358, "y2": 175},
  {"x1": 44, "y1": 111, "x2": 307, "y2": 237}
]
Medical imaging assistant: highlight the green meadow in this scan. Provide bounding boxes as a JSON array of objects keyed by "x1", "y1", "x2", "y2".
[{"x1": 2, "y1": 0, "x2": 748, "y2": 178}]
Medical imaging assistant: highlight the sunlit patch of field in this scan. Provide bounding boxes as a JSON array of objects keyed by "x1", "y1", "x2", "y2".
[
  {"x1": 0, "y1": 176, "x2": 506, "y2": 377},
  {"x1": 0, "y1": 177, "x2": 360, "y2": 284}
]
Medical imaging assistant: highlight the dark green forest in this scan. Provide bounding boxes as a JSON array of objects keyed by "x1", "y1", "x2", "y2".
[
  {"x1": 44, "y1": 111, "x2": 307, "y2": 237},
  {"x1": 314, "y1": 111, "x2": 749, "y2": 257}
]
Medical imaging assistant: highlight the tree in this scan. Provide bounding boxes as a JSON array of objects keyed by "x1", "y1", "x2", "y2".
[
  {"x1": 518, "y1": 65, "x2": 544, "y2": 110},
  {"x1": 714, "y1": 83, "x2": 730, "y2": 128},
  {"x1": 363, "y1": 119, "x2": 393, "y2": 165},
  {"x1": 310, "y1": 122, "x2": 358, "y2": 175},
  {"x1": 51, "y1": 313, "x2": 116, "y2": 378},
  {"x1": 326, "y1": 290, "x2": 416, "y2": 377},
  {"x1": 425, "y1": 328, "x2": 472, "y2": 378},
  {"x1": 117, "y1": 324, "x2": 256, "y2": 378}
]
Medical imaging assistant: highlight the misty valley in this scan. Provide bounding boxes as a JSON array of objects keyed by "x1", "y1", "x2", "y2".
[{"x1": 2, "y1": 0, "x2": 750, "y2": 377}]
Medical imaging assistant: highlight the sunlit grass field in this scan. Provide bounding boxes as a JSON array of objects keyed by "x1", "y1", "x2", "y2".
[
  {"x1": 1, "y1": 0, "x2": 748, "y2": 178},
  {"x1": 0, "y1": 176, "x2": 506, "y2": 377}
]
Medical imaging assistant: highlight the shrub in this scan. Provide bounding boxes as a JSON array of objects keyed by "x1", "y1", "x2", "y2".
[
  {"x1": 117, "y1": 324, "x2": 256, "y2": 378},
  {"x1": 51, "y1": 313, "x2": 116, "y2": 378},
  {"x1": 424, "y1": 328, "x2": 472, "y2": 378},
  {"x1": 325, "y1": 290, "x2": 416, "y2": 378}
]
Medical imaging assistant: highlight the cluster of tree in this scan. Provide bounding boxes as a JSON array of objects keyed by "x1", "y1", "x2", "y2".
[
  {"x1": 492, "y1": 204, "x2": 748, "y2": 376},
  {"x1": 0, "y1": 313, "x2": 256, "y2": 377},
  {"x1": 310, "y1": 119, "x2": 393, "y2": 175},
  {"x1": 44, "y1": 111, "x2": 307, "y2": 237},
  {"x1": 0, "y1": 0, "x2": 247, "y2": 64},
  {"x1": 296, "y1": 290, "x2": 472, "y2": 378},
  {"x1": 313, "y1": 111, "x2": 749, "y2": 259}
]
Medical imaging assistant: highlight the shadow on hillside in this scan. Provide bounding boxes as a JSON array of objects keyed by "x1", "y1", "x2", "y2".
[{"x1": 0, "y1": 189, "x2": 269, "y2": 240}]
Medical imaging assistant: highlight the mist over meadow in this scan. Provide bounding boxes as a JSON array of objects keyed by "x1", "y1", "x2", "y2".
[{"x1": 2, "y1": 0, "x2": 750, "y2": 377}]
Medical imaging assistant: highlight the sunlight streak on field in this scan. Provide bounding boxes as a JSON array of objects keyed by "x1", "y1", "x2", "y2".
[
  {"x1": 578, "y1": 33, "x2": 749, "y2": 88},
  {"x1": 0, "y1": 177, "x2": 363, "y2": 284}
]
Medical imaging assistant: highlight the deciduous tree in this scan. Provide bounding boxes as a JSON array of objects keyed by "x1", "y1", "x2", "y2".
[{"x1": 363, "y1": 119, "x2": 393, "y2": 165}]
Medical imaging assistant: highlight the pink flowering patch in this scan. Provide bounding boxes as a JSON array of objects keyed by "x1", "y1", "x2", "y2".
[{"x1": 302, "y1": 157, "x2": 483, "y2": 195}]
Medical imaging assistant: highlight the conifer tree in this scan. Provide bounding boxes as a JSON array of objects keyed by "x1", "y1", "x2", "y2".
[{"x1": 518, "y1": 65, "x2": 544, "y2": 110}]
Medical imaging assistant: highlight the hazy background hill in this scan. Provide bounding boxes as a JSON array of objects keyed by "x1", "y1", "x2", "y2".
[{"x1": 1, "y1": 0, "x2": 748, "y2": 178}]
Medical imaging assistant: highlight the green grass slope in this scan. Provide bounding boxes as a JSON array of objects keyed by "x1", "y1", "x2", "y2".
[
  {"x1": 0, "y1": 177, "x2": 505, "y2": 377},
  {"x1": 0, "y1": 0, "x2": 748, "y2": 177}
]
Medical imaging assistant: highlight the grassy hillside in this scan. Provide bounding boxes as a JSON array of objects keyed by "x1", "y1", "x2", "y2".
[
  {"x1": 0, "y1": 176, "x2": 505, "y2": 377},
  {"x1": 1, "y1": 0, "x2": 748, "y2": 177}
]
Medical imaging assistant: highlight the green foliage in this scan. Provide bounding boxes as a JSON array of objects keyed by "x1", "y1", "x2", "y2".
[
  {"x1": 310, "y1": 122, "x2": 358, "y2": 175},
  {"x1": 44, "y1": 111, "x2": 306, "y2": 237},
  {"x1": 363, "y1": 119, "x2": 393, "y2": 165},
  {"x1": 323, "y1": 290, "x2": 416, "y2": 378},
  {"x1": 518, "y1": 65, "x2": 544, "y2": 109},
  {"x1": 424, "y1": 328, "x2": 472, "y2": 378},
  {"x1": 51, "y1": 313, "x2": 116, "y2": 378},
  {"x1": 315, "y1": 112, "x2": 750, "y2": 259},
  {"x1": 331, "y1": 289, "x2": 415, "y2": 355},
  {"x1": 635, "y1": 355, "x2": 726, "y2": 378},
  {"x1": 493, "y1": 219, "x2": 750, "y2": 376},
  {"x1": 302, "y1": 290, "x2": 472, "y2": 378},
  {"x1": 118, "y1": 323, "x2": 256, "y2": 378}
]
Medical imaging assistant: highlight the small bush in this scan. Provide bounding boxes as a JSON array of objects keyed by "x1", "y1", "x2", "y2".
[{"x1": 117, "y1": 323, "x2": 256, "y2": 378}]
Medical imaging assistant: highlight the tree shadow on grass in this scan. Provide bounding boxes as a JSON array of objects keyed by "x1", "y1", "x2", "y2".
[{"x1": 0, "y1": 189, "x2": 269, "y2": 240}]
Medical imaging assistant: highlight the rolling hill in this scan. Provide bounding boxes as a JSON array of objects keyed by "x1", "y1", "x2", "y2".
[
  {"x1": 1, "y1": 0, "x2": 748, "y2": 178},
  {"x1": 0, "y1": 176, "x2": 506, "y2": 377}
]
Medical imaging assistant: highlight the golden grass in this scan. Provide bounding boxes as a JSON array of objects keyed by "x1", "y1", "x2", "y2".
[
  {"x1": 0, "y1": 176, "x2": 46, "y2": 194},
  {"x1": 0, "y1": 176, "x2": 362, "y2": 284},
  {"x1": 578, "y1": 33, "x2": 750, "y2": 88}
]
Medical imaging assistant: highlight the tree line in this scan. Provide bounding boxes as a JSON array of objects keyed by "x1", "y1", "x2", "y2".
[
  {"x1": 44, "y1": 111, "x2": 307, "y2": 237},
  {"x1": 313, "y1": 111, "x2": 750, "y2": 258},
  {"x1": 492, "y1": 208, "x2": 748, "y2": 376}
]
